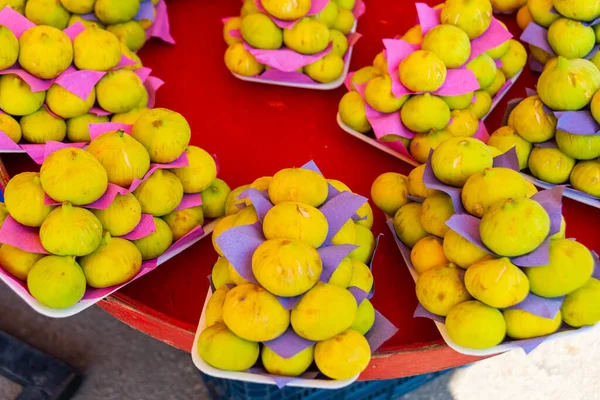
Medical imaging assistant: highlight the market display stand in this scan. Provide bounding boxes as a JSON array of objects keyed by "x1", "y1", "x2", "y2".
[{"x1": 2, "y1": 0, "x2": 599, "y2": 382}]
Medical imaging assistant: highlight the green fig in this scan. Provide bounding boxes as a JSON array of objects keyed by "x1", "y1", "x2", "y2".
[
  {"x1": 46, "y1": 84, "x2": 95, "y2": 119},
  {"x1": 66, "y1": 114, "x2": 110, "y2": 143},
  {"x1": 106, "y1": 21, "x2": 146, "y2": 52},
  {"x1": 19, "y1": 25, "x2": 72, "y2": 78},
  {"x1": 561, "y1": 278, "x2": 600, "y2": 328},
  {"x1": 467, "y1": 54, "x2": 497, "y2": 90},
  {"x1": 162, "y1": 206, "x2": 204, "y2": 241},
  {"x1": 133, "y1": 170, "x2": 183, "y2": 217},
  {"x1": 241, "y1": 13, "x2": 283, "y2": 50},
  {"x1": 94, "y1": 0, "x2": 140, "y2": 24},
  {"x1": 25, "y1": 0, "x2": 70, "y2": 30},
  {"x1": 570, "y1": 160, "x2": 600, "y2": 197},
  {"x1": 92, "y1": 193, "x2": 142, "y2": 237},
  {"x1": 201, "y1": 178, "x2": 231, "y2": 219},
  {"x1": 547, "y1": 18, "x2": 595, "y2": 59},
  {"x1": 467, "y1": 90, "x2": 493, "y2": 119},
  {"x1": 73, "y1": 24, "x2": 121, "y2": 71},
  {"x1": 27, "y1": 255, "x2": 86, "y2": 309},
  {"x1": 528, "y1": 0, "x2": 560, "y2": 28},
  {"x1": 553, "y1": 0, "x2": 600, "y2": 22},
  {"x1": 20, "y1": 108, "x2": 66, "y2": 144},
  {"x1": 555, "y1": 129, "x2": 600, "y2": 160},
  {"x1": 283, "y1": 18, "x2": 329, "y2": 55},
  {"x1": 96, "y1": 69, "x2": 146, "y2": 114},
  {"x1": 132, "y1": 217, "x2": 173, "y2": 260},
  {"x1": 60, "y1": 0, "x2": 95, "y2": 14},
  {"x1": 421, "y1": 24, "x2": 471, "y2": 69},
  {"x1": 401, "y1": 93, "x2": 451, "y2": 133},
  {"x1": 170, "y1": 146, "x2": 217, "y2": 193},
  {"x1": 0, "y1": 75, "x2": 45, "y2": 116},
  {"x1": 528, "y1": 147, "x2": 576, "y2": 184}
]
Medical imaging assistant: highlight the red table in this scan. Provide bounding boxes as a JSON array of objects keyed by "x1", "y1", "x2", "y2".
[{"x1": 3, "y1": 0, "x2": 600, "y2": 380}]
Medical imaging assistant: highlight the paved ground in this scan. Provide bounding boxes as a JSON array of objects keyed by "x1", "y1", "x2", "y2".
[{"x1": 0, "y1": 288, "x2": 452, "y2": 400}]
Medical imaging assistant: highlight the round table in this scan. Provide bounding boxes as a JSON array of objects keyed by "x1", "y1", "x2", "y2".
[{"x1": 4, "y1": 0, "x2": 600, "y2": 381}]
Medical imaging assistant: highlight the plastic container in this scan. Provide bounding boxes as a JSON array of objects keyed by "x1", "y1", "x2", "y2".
[
  {"x1": 385, "y1": 217, "x2": 593, "y2": 357},
  {"x1": 199, "y1": 368, "x2": 451, "y2": 400},
  {"x1": 0, "y1": 218, "x2": 218, "y2": 318},
  {"x1": 191, "y1": 287, "x2": 359, "y2": 390},
  {"x1": 338, "y1": 69, "x2": 523, "y2": 165}
]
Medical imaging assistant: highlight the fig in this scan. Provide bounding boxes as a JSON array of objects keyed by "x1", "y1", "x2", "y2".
[
  {"x1": 498, "y1": 39, "x2": 527, "y2": 79},
  {"x1": 335, "y1": 0, "x2": 356, "y2": 9},
  {"x1": 241, "y1": 0, "x2": 260, "y2": 16},
  {"x1": 561, "y1": 278, "x2": 600, "y2": 328},
  {"x1": 548, "y1": 18, "x2": 595, "y2": 59},
  {"x1": 305, "y1": 53, "x2": 345, "y2": 83},
  {"x1": 262, "y1": 0, "x2": 311, "y2": 20},
  {"x1": 529, "y1": 44, "x2": 554, "y2": 65},
  {"x1": 0, "y1": 114, "x2": 21, "y2": 144},
  {"x1": 339, "y1": 91, "x2": 371, "y2": 133},
  {"x1": 349, "y1": 66, "x2": 380, "y2": 91},
  {"x1": 487, "y1": 126, "x2": 533, "y2": 170},
  {"x1": 480, "y1": 197, "x2": 550, "y2": 257},
  {"x1": 223, "y1": 283, "x2": 290, "y2": 341},
  {"x1": 419, "y1": 193, "x2": 454, "y2": 238},
  {"x1": 269, "y1": 168, "x2": 328, "y2": 207},
  {"x1": 570, "y1": 160, "x2": 600, "y2": 197},
  {"x1": 416, "y1": 263, "x2": 472, "y2": 316},
  {"x1": 408, "y1": 164, "x2": 442, "y2": 198},
  {"x1": 556, "y1": 130, "x2": 600, "y2": 160},
  {"x1": 443, "y1": 229, "x2": 492, "y2": 269},
  {"x1": 68, "y1": 15, "x2": 104, "y2": 30},
  {"x1": 0, "y1": 244, "x2": 45, "y2": 280},
  {"x1": 252, "y1": 238, "x2": 322, "y2": 296},
  {"x1": 106, "y1": 21, "x2": 146, "y2": 52},
  {"x1": 370, "y1": 172, "x2": 408, "y2": 216},
  {"x1": 41, "y1": 148, "x2": 108, "y2": 205},
  {"x1": 91, "y1": 193, "x2": 141, "y2": 237},
  {"x1": 262, "y1": 346, "x2": 314, "y2": 377},
  {"x1": 350, "y1": 224, "x2": 375, "y2": 264},
  {"x1": 316, "y1": 1, "x2": 339, "y2": 28},
  {"x1": 291, "y1": 282, "x2": 357, "y2": 341},
  {"x1": 27, "y1": 256, "x2": 86, "y2": 309},
  {"x1": 503, "y1": 309, "x2": 561, "y2": 339},
  {"x1": 399, "y1": 50, "x2": 447, "y2": 92},
  {"x1": 162, "y1": 206, "x2": 204, "y2": 241},
  {"x1": 0, "y1": 25, "x2": 18, "y2": 70},
  {"x1": 201, "y1": 178, "x2": 231, "y2": 219},
  {"x1": 422, "y1": 25, "x2": 471, "y2": 69},
  {"x1": 66, "y1": 114, "x2": 110, "y2": 143},
  {"x1": 409, "y1": 129, "x2": 453, "y2": 164},
  {"x1": 80, "y1": 232, "x2": 142, "y2": 288},
  {"x1": 351, "y1": 299, "x2": 375, "y2": 335},
  {"x1": 348, "y1": 259, "x2": 373, "y2": 293},
  {"x1": 538, "y1": 57, "x2": 600, "y2": 111},
  {"x1": 19, "y1": 25, "x2": 71, "y2": 79},
  {"x1": 224, "y1": 185, "x2": 251, "y2": 216},
  {"x1": 197, "y1": 323, "x2": 259, "y2": 371},
  {"x1": 528, "y1": 147, "x2": 576, "y2": 184},
  {"x1": 441, "y1": 92, "x2": 474, "y2": 111},
  {"x1": 332, "y1": 7, "x2": 355, "y2": 34},
  {"x1": 25, "y1": 0, "x2": 70, "y2": 29},
  {"x1": 131, "y1": 108, "x2": 192, "y2": 164},
  {"x1": 46, "y1": 85, "x2": 95, "y2": 120},
  {"x1": 263, "y1": 202, "x2": 328, "y2": 248},
  {"x1": 211, "y1": 258, "x2": 233, "y2": 290},
  {"x1": 467, "y1": 54, "x2": 497, "y2": 90},
  {"x1": 0, "y1": 75, "x2": 45, "y2": 116},
  {"x1": 241, "y1": 13, "x2": 283, "y2": 50},
  {"x1": 133, "y1": 170, "x2": 183, "y2": 217},
  {"x1": 467, "y1": 90, "x2": 493, "y2": 119},
  {"x1": 526, "y1": 239, "x2": 594, "y2": 297},
  {"x1": 432, "y1": 137, "x2": 494, "y2": 187},
  {"x1": 461, "y1": 167, "x2": 530, "y2": 217},
  {"x1": 441, "y1": 0, "x2": 492, "y2": 39},
  {"x1": 328, "y1": 257, "x2": 353, "y2": 287},
  {"x1": 393, "y1": 202, "x2": 428, "y2": 248},
  {"x1": 508, "y1": 96, "x2": 557, "y2": 143},
  {"x1": 372, "y1": 51, "x2": 388, "y2": 74},
  {"x1": 251, "y1": 176, "x2": 271, "y2": 190},
  {"x1": 170, "y1": 146, "x2": 217, "y2": 193},
  {"x1": 94, "y1": 0, "x2": 140, "y2": 24},
  {"x1": 225, "y1": 43, "x2": 265, "y2": 76},
  {"x1": 553, "y1": 0, "x2": 600, "y2": 22},
  {"x1": 283, "y1": 18, "x2": 329, "y2": 54},
  {"x1": 40, "y1": 203, "x2": 103, "y2": 256},
  {"x1": 96, "y1": 69, "x2": 146, "y2": 114},
  {"x1": 228, "y1": 260, "x2": 250, "y2": 286},
  {"x1": 527, "y1": 0, "x2": 559, "y2": 28},
  {"x1": 206, "y1": 285, "x2": 229, "y2": 327},
  {"x1": 401, "y1": 94, "x2": 451, "y2": 133},
  {"x1": 446, "y1": 300, "x2": 506, "y2": 349},
  {"x1": 364, "y1": 75, "x2": 409, "y2": 113},
  {"x1": 331, "y1": 218, "x2": 357, "y2": 246},
  {"x1": 60, "y1": 0, "x2": 94, "y2": 13},
  {"x1": 111, "y1": 108, "x2": 149, "y2": 125},
  {"x1": 314, "y1": 329, "x2": 370, "y2": 380},
  {"x1": 20, "y1": 108, "x2": 66, "y2": 144},
  {"x1": 401, "y1": 24, "x2": 423, "y2": 45},
  {"x1": 446, "y1": 110, "x2": 479, "y2": 138},
  {"x1": 410, "y1": 236, "x2": 449, "y2": 274},
  {"x1": 484, "y1": 69, "x2": 507, "y2": 97},
  {"x1": 132, "y1": 217, "x2": 173, "y2": 260},
  {"x1": 5, "y1": 172, "x2": 55, "y2": 227},
  {"x1": 0, "y1": 0, "x2": 25, "y2": 14},
  {"x1": 486, "y1": 36, "x2": 510, "y2": 61},
  {"x1": 465, "y1": 257, "x2": 529, "y2": 308},
  {"x1": 329, "y1": 29, "x2": 348, "y2": 56}
]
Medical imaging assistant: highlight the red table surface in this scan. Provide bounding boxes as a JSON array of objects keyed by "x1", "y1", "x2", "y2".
[{"x1": 3, "y1": 0, "x2": 600, "y2": 379}]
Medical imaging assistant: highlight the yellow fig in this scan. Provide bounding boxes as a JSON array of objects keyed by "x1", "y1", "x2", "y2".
[
  {"x1": 162, "y1": 206, "x2": 204, "y2": 241},
  {"x1": 508, "y1": 96, "x2": 557, "y2": 143},
  {"x1": 66, "y1": 114, "x2": 110, "y2": 142},
  {"x1": 27, "y1": 255, "x2": 86, "y2": 309},
  {"x1": 5, "y1": 172, "x2": 55, "y2": 227},
  {"x1": 570, "y1": 160, "x2": 600, "y2": 197},
  {"x1": 443, "y1": 229, "x2": 492, "y2": 269},
  {"x1": 421, "y1": 25, "x2": 471, "y2": 68},
  {"x1": 441, "y1": 0, "x2": 492, "y2": 39},
  {"x1": 408, "y1": 164, "x2": 442, "y2": 198},
  {"x1": 91, "y1": 193, "x2": 142, "y2": 237},
  {"x1": 393, "y1": 202, "x2": 428, "y2": 248},
  {"x1": 487, "y1": 126, "x2": 533, "y2": 170},
  {"x1": 269, "y1": 168, "x2": 328, "y2": 207},
  {"x1": 370, "y1": 172, "x2": 409, "y2": 216},
  {"x1": 170, "y1": 146, "x2": 217, "y2": 193},
  {"x1": 197, "y1": 323, "x2": 259, "y2": 371},
  {"x1": 20, "y1": 108, "x2": 66, "y2": 144},
  {"x1": 0, "y1": 244, "x2": 45, "y2": 280},
  {"x1": 399, "y1": 50, "x2": 447, "y2": 92},
  {"x1": 409, "y1": 129, "x2": 453, "y2": 164},
  {"x1": 263, "y1": 202, "x2": 328, "y2": 248},
  {"x1": 338, "y1": 91, "x2": 371, "y2": 133},
  {"x1": 446, "y1": 300, "x2": 506, "y2": 349},
  {"x1": 96, "y1": 69, "x2": 146, "y2": 114},
  {"x1": 503, "y1": 309, "x2": 561, "y2": 339},
  {"x1": 528, "y1": 147, "x2": 576, "y2": 184},
  {"x1": 19, "y1": 25, "x2": 72, "y2": 78},
  {"x1": 201, "y1": 178, "x2": 231, "y2": 219},
  {"x1": 132, "y1": 217, "x2": 173, "y2": 260},
  {"x1": 467, "y1": 90, "x2": 493, "y2": 119},
  {"x1": 224, "y1": 43, "x2": 265, "y2": 77},
  {"x1": 432, "y1": 137, "x2": 494, "y2": 187},
  {"x1": 401, "y1": 94, "x2": 451, "y2": 133},
  {"x1": 211, "y1": 257, "x2": 233, "y2": 290},
  {"x1": 410, "y1": 236, "x2": 449, "y2": 274},
  {"x1": 0, "y1": 113, "x2": 21, "y2": 143},
  {"x1": 133, "y1": 170, "x2": 183, "y2": 217},
  {"x1": 0, "y1": 24, "x2": 18, "y2": 70},
  {"x1": 241, "y1": 13, "x2": 283, "y2": 50},
  {"x1": 561, "y1": 278, "x2": 600, "y2": 328},
  {"x1": 314, "y1": 329, "x2": 370, "y2": 380},
  {"x1": 94, "y1": 0, "x2": 140, "y2": 24},
  {"x1": 262, "y1": 345, "x2": 314, "y2": 377},
  {"x1": 262, "y1": 0, "x2": 311, "y2": 20},
  {"x1": 416, "y1": 263, "x2": 472, "y2": 316},
  {"x1": 46, "y1": 85, "x2": 95, "y2": 119},
  {"x1": 419, "y1": 194, "x2": 454, "y2": 238},
  {"x1": 465, "y1": 258, "x2": 529, "y2": 308}
]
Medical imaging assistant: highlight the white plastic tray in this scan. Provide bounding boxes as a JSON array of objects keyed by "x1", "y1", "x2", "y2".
[
  {"x1": 0, "y1": 218, "x2": 218, "y2": 318},
  {"x1": 520, "y1": 174, "x2": 600, "y2": 210},
  {"x1": 338, "y1": 69, "x2": 523, "y2": 165},
  {"x1": 191, "y1": 286, "x2": 359, "y2": 389},
  {"x1": 386, "y1": 217, "x2": 591, "y2": 357},
  {"x1": 231, "y1": 23, "x2": 357, "y2": 90}
]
